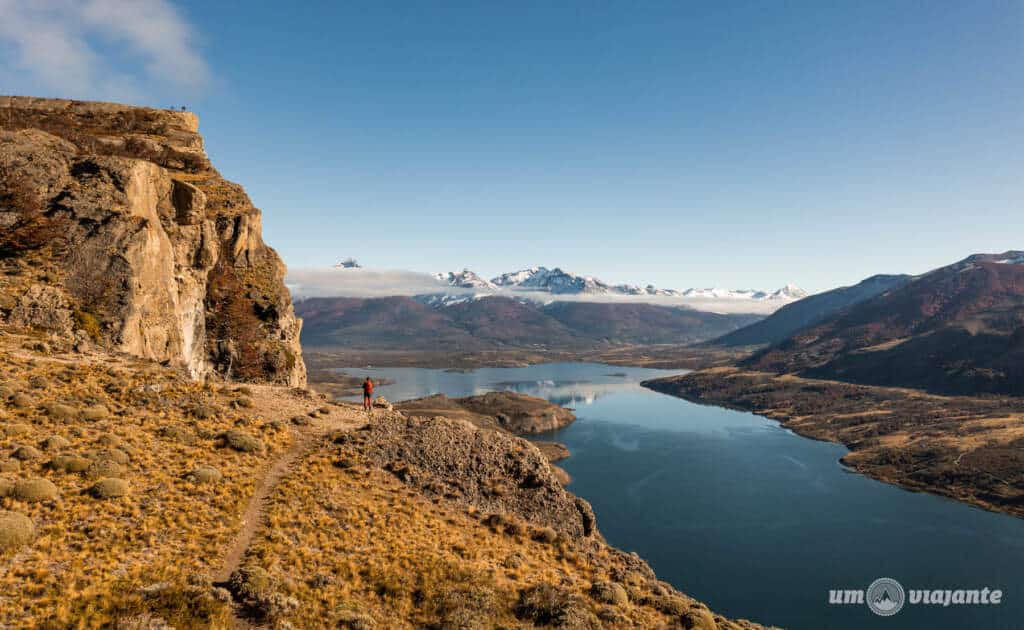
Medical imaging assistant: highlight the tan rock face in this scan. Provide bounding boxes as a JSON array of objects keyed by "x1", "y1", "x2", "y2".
[{"x1": 0, "y1": 96, "x2": 306, "y2": 386}]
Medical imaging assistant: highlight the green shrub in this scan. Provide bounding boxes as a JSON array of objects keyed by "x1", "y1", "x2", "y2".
[
  {"x1": 532, "y1": 526, "x2": 559, "y2": 544},
  {"x1": 2, "y1": 423, "x2": 31, "y2": 437},
  {"x1": 515, "y1": 584, "x2": 595, "y2": 627},
  {"x1": 97, "y1": 433, "x2": 123, "y2": 447},
  {"x1": 680, "y1": 606, "x2": 717, "y2": 630},
  {"x1": 90, "y1": 478, "x2": 130, "y2": 499},
  {"x1": 159, "y1": 425, "x2": 196, "y2": 445},
  {"x1": 89, "y1": 447, "x2": 130, "y2": 464},
  {"x1": 72, "y1": 309, "x2": 101, "y2": 340},
  {"x1": 44, "y1": 403, "x2": 77, "y2": 420},
  {"x1": 10, "y1": 445, "x2": 42, "y2": 461},
  {"x1": 335, "y1": 607, "x2": 376, "y2": 629},
  {"x1": 187, "y1": 466, "x2": 222, "y2": 484},
  {"x1": 589, "y1": 581, "x2": 629, "y2": 606},
  {"x1": 10, "y1": 393, "x2": 32, "y2": 408},
  {"x1": 40, "y1": 435, "x2": 71, "y2": 451},
  {"x1": 87, "y1": 459, "x2": 126, "y2": 479},
  {"x1": 222, "y1": 430, "x2": 263, "y2": 453},
  {"x1": 0, "y1": 510, "x2": 34, "y2": 550},
  {"x1": 190, "y1": 404, "x2": 218, "y2": 419},
  {"x1": 46, "y1": 455, "x2": 91, "y2": 474},
  {"x1": 11, "y1": 478, "x2": 59, "y2": 502},
  {"x1": 82, "y1": 405, "x2": 109, "y2": 421}
]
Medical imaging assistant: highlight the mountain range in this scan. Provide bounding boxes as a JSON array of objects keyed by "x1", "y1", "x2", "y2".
[
  {"x1": 297, "y1": 295, "x2": 761, "y2": 351},
  {"x1": 736, "y1": 251, "x2": 1024, "y2": 395},
  {"x1": 432, "y1": 266, "x2": 807, "y2": 301}
]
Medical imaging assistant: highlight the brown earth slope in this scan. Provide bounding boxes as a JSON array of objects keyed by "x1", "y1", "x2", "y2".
[{"x1": 744, "y1": 252, "x2": 1024, "y2": 395}]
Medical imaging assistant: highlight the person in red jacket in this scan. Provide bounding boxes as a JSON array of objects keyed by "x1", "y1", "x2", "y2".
[{"x1": 362, "y1": 377, "x2": 374, "y2": 413}]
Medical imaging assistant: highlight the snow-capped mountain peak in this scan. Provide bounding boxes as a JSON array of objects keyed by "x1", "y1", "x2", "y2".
[
  {"x1": 433, "y1": 269, "x2": 498, "y2": 290},
  {"x1": 433, "y1": 265, "x2": 806, "y2": 304},
  {"x1": 334, "y1": 257, "x2": 361, "y2": 269},
  {"x1": 771, "y1": 283, "x2": 808, "y2": 299}
]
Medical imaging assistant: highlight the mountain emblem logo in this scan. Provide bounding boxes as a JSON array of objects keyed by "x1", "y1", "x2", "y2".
[{"x1": 866, "y1": 578, "x2": 905, "y2": 616}]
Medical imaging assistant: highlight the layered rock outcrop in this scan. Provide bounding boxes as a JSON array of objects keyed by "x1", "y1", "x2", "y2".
[{"x1": 0, "y1": 96, "x2": 305, "y2": 386}]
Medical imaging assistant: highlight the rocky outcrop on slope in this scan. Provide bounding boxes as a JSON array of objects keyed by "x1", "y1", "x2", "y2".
[
  {"x1": 0, "y1": 97, "x2": 305, "y2": 386},
  {"x1": 395, "y1": 391, "x2": 576, "y2": 434},
  {"x1": 334, "y1": 413, "x2": 597, "y2": 538}
]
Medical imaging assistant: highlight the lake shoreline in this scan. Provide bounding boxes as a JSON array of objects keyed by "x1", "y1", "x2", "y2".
[
  {"x1": 642, "y1": 367, "x2": 1024, "y2": 520},
  {"x1": 305, "y1": 345, "x2": 749, "y2": 372}
]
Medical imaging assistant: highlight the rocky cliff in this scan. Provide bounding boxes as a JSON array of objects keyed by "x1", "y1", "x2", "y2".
[{"x1": 0, "y1": 96, "x2": 305, "y2": 386}]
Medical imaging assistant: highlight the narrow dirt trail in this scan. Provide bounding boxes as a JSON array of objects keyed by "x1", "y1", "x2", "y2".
[{"x1": 212, "y1": 400, "x2": 367, "y2": 628}]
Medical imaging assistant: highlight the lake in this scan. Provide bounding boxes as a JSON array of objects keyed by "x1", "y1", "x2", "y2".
[{"x1": 337, "y1": 362, "x2": 1022, "y2": 629}]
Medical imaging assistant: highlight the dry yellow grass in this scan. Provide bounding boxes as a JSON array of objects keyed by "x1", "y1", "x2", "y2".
[{"x1": 0, "y1": 331, "x2": 324, "y2": 627}]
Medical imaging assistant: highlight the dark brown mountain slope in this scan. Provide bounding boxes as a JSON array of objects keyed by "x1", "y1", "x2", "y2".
[
  {"x1": 297, "y1": 296, "x2": 488, "y2": 350},
  {"x1": 297, "y1": 295, "x2": 760, "y2": 351},
  {"x1": 746, "y1": 252, "x2": 1024, "y2": 395},
  {"x1": 545, "y1": 301, "x2": 761, "y2": 345},
  {"x1": 712, "y1": 274, "x2": 911, "y2": 347}
]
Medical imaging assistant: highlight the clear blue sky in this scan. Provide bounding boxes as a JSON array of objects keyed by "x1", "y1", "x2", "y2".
[{"x1": 2, "y1": 1, "x2": 1021, "y2": 292}]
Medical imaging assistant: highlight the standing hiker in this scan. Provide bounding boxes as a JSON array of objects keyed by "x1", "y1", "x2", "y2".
[{"x1": 362, "y1": 377, "x2": 374, "y2": 413}]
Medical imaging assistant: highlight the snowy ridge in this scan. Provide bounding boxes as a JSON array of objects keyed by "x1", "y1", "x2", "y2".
[
  {"x1": 432, "y1": 269, "x2": 498, "y2": 290},
  {"x1": 436, "y1": 266, "x2": 806, "y2": 302}
]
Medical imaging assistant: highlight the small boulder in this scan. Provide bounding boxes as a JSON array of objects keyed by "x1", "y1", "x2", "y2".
[
  {"x1": 11, "y1": 478, "x2": 59, "y2": 502},
  {"x1": 0, "y1": 459, "x2": 20, "y2": 473},
  {"x1": 90, "y1": 478, "x2": 130, "y2": 499},
  {"x1": 0, "y1": 511, "x2": 35, "y2": 550}
]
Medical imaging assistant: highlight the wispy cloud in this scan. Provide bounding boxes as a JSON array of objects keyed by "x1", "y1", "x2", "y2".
[
  {"x1": 286, "y1": 268, "x2": 785, "y2": 315},
  {"x1": 0, "y1": 0, "x2": 209, "y2": 102}
]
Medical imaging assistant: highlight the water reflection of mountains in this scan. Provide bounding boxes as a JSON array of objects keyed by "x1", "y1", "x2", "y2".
[{"x1": 491, "y1": 379, "x2": 644, "y2": 407}]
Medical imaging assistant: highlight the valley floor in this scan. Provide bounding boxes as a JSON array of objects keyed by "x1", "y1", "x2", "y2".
[
  {"x1": 643, "y1": 368, "x2": 1024, "y2": 519},
  {"x1": 305, "y1": 344, "x2": 749, "y2": 374}
]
